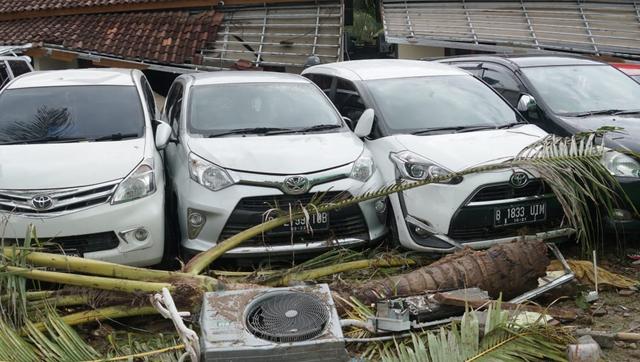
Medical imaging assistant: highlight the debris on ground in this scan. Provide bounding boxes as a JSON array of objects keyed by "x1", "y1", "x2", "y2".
[{"x1": 548, "y1": 259, "x2": 639, "y2": 290}]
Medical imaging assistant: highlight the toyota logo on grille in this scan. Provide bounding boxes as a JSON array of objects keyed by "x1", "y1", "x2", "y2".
[
  {"x1": 31, "y1": 195, "x2": 54, "y2": 210},
  {"x1": 510, "y1": 172, "x2": 530, "y2": 188},
  {"x1": 282, "y1": 176, "x2": 310, "y2": 195}
]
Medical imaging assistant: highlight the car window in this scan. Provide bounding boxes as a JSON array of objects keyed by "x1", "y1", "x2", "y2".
[
  {"x1": 522, "y1": 65, "x2": 640, "y2": 115},
  {"x1": 0, "y1": 63, "x2": 10, "y2": 88},
  {"x1": 140, "y1": 76, "x2": 157, "y2": 120},
  {"x1": 0, "y1": 86, "x2": 144, "y2": 144},
  {"x1": 7, "y1": 60, "x2": 31, "y2": 77},
  {"x1": 365, "y1": 75, "x2": 519, "y2": 133},
  {"x1": 333, "y1": 79, "x2": 366, "y2": 122},
  {"x1": 306, "y1": 74, "x2": 333, "y2": 94},
  {"x1": 165, "y1": 82, "x2": 183, "y2": 136},
  {"x1": 450, "y1": 62, "x2": 484, "y2": 78},
  {"x1": 188, "y1": 82, "x2": 342, "y2": 135},
  {"x1": 482, "y1": 65, "x2": 521, "y2": 106}
]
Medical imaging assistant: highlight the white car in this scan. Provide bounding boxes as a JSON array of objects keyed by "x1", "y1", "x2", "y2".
[
  {"x1": 303, "y1": 60, "x2": 574, "y2": 252},
  {"x1": 0, "y1": 69, "x2": 165, "y2": 266},
  {"x1": 157, "y1": 71, "x2": 387, "y2": 257}
]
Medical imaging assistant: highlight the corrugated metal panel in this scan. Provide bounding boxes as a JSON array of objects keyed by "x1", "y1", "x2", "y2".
[
  {"x1": 203, "y1": 1, "x2": 343, "y2": 72},
  {"x1": 382, "y1": 0, "x2": 640, "y2": 58}
]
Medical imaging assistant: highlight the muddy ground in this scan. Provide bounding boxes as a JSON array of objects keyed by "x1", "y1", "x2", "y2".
[{"x1": 556, "y1": 243, "x2": 640, "y2": 362}]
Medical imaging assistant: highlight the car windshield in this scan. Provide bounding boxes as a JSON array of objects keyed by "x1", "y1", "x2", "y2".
[
  {"x1": 521, "y1": 65, "x2": 640, "y2": 115},
  {"x1": 365, "y1": 75, "x2": 519, "y2": 134},
  {"x1": 188, "y1": 82, "x2": 342, "y2": 136},
  {"x1": 0, "y1": 85, "x2": 144, "y2": 144}
]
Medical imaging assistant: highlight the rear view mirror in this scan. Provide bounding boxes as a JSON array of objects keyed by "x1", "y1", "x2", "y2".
[
  {"x1": 354, "y1": 109, "x2": 375, "y2": 138},
  {"x1": 517, "y1": 94, "x2": 537, "y2": 112},
  {"x1": 155, "y1": 121, "x2": 172, "y2": 150}
]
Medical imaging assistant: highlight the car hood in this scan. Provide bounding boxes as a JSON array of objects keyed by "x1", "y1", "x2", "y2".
[
  {"x1": 188, "y1": 132, "x2": 363, "y2": 174},
  {"x1": 393, "y1": 125, "x2": 548, "y2": 172},
  {"x1": 0, "y1": 138, "x2": 145, "y2": 189},
  {"x1": 558, "y1": 115, "x2": 640, "y2": 153}
]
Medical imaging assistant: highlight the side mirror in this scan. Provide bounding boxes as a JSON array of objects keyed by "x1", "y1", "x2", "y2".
[
  {"x1": 517, "y1": 94, "x2": 537, "y2": 112},
  {"x1": 155, "y1": 121, "x2": 172, "y2": 150},
  {"x1": 354, "y1": 108, "x2": 375, "y2": 138}
]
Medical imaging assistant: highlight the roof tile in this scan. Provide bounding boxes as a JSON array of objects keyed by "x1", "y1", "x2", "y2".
[
  {"x1": 0, "y1": 10, "x2": 220, "y2": 64},
  {"x1": 0, "y1": 0, "x2": 177, "y2": 14}
]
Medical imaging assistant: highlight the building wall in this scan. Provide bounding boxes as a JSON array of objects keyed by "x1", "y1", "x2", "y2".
[
  {"x1": 34, "y1": 56, "x2": 78, "y2": 70},
  {"x1": 397, "y1": 45, "x2": 445, "y2": 60}
]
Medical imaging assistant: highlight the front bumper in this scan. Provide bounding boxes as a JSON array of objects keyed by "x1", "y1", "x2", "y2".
[
  {"x1": 177, "y1": 166, "x2": 388, "y2": 257},
  {"x1": 391, "y1": 169, "x2": 572, "y2": 252},
  {"x1": 0, "y1": 190, "x2": 165, "y2": 266}
]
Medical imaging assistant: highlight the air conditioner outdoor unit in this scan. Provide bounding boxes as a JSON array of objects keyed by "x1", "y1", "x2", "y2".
[{"x1": 200, "y1": 284, "x2": 349, "y2": 362}]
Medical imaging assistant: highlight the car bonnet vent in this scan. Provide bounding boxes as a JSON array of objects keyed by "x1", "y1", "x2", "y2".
[{"x1": 245, "y1": 291, "x2": 330, "y2": 343}]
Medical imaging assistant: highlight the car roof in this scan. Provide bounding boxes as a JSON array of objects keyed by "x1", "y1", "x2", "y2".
[
  {"x1": 438, "y1": 54, "x2": 606, "y2": 69},
  {"x1": 303, "y1": 59, "x2": 467, "y2": 81},
  {"x1": 7, "y1": 68, "x2": 135, "y2": 89},
  {"x1": 188, "y1": 71, "x2": 309, "y2": 86}
]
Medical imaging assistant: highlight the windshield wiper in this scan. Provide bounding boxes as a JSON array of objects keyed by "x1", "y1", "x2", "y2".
[
  {"x1": 412, "y1": 125, "x2": 495, "y2": 135},
  {"x1": 568, "y1": 109, "x2": 630, "y2": 117},
  {"x1": 269, "y1": 124, "x2": 342, "y2": 135},
  {"x1": 496, "y1": 122, "x2": 527, "y2": 129},
  {"x1": 298, "y1": 124, "x2": 342, "y2": 132},
  {"x1": 0, "y1": 136, "x2": 89, "y2": 145},
  {"x1": 93, "y1": 133, "x2": 140, "y2": 142},
  {"x1": 611, "y1": 109, "x2": 640, "y2": 116},
  {"x1": 207, "y1": 127, "x2": 291, "y2": 137}
]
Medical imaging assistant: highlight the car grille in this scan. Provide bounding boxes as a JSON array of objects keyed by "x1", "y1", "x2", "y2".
[
  {"x1": 2, "y1": 232, "x2": 120, "y2": 254},
  {"x1": 219, "y1": 192, "x2": 369, "y2": 246},
  {"x1": 0, "y1": 180, "x2": 120, "y2": 215},
  {"x1": 469, "y1": 180, "x2": 548, "y2": 202},
  {"x1": 448, "y1": 219, "x2": 564, "y2": 241}
]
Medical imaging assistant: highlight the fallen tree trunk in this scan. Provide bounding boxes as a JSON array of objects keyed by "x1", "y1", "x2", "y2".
[{"x1": 341, "y1": 239, "x2": 550, "y2": 304}]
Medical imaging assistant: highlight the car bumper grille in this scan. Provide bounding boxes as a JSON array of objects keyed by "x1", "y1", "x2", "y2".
[
  {"x1": 449, "y1": 180, "x2": 565, "y2": 242},
  {"x1": 469, "y1": 180, "x2": 547, "y2": 202},
  {"x1": 219, "y1": 192, "x2": 369, "y2": 246},
  {"x1": 0, "y1": 180, "x2": 120, "y2": 215},
  {"x1": 3, "y1": 232, "x2": 120, "y2": 254}
]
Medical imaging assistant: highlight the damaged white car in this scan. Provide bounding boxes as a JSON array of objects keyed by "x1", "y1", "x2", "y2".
[
  {"x1": 303, "y1": 60, "x2": 574, "y2": 252},
  {"x1": 158, "y1": 72, "x2": 387, "y2": 258},
  {"x1": 0, "y1": 69, "x2": 165, "y2": 266}
]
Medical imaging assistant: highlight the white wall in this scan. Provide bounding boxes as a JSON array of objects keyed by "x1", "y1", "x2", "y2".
[
  {"x1": 34, "y1": 57, "x2": 78, "y2": 71},
  {"x1": 397, "y1": 45, "x2": 445, "y2": 60}
]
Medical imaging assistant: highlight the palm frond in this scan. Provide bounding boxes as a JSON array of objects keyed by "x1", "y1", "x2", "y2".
[{"x1": 380, "y1": 301, "x2": 571, "y2": 362}]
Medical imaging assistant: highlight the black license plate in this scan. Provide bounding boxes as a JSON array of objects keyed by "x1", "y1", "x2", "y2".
[
  {"x1": 494, "y1": 202, "x2": 546, "y2": 227},
  {"x1": 270, "y1": 212, "x2": 330, "y2": 234}
]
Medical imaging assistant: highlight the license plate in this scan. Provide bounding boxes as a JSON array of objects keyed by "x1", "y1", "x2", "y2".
[
  {"x1": 270, "y1": 212, "x2": 330, "y2": 234},
  {"x1": 494, "y1": 202, "x2": 546, "y2": 227}
]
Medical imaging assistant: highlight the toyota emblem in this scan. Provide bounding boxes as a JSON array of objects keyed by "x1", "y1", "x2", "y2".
[
  {"x1": 282, "y1": 176, "x2": 310, "y2": 195},
  {"x1": 509, "y1": 172, "x2": 530, "y2": 188},
  {"x1": 31, "y1": 195, "x2": 54, "y2": 210}
]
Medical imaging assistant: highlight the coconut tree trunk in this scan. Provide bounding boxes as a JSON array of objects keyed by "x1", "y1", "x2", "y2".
[{"x1": 340, "y1": 240, "x2": 550, "y2": 304}]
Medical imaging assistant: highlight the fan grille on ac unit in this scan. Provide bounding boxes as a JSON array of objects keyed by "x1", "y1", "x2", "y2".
[{"x1": 245, "y1": 291, "x2": 330, "y2": 343}]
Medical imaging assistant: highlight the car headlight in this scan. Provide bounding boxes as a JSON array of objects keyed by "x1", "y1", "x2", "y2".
[
  {"x1": 350, "y1": 154, "x2": 375, "y2": 182},
  {"x1": 112, "y1": 159, "x2": 156, "y2": 204},
  {"x1": 188, "y1": 153, "x2": 235, "y2": 191},
  {"x1": 602, "y1": 151, "x2": 640, "y2": 177},
  {"x1": 390, "y1": 151, "x2": 452, "y2": 181}
]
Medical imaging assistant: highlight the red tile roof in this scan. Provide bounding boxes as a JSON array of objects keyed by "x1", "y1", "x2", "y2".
[
  {"x1": 0, "y1": 1, "x2": 178, "y2": 14},
  {"x1": 0, "y1": 10, "x2": 221, "y2": 65}
]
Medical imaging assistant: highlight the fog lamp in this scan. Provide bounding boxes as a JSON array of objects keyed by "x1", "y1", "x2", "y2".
[
  {"x1": 374, "y1": 199, "x2": 387, "y2": 213},
  {"x1": 414, "y1": 226, "x2": 431, "y2": 237},
  {"x1": 612, "y1": 208, "x2": 633, "y2": 221},
  {"x1": 188, "y1": 209, "x2": 206, "y2": 239},
  {"x1": 134, "y1": 228, "x2": 149, "y2": 241}
]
